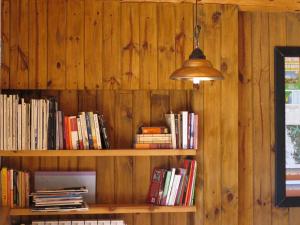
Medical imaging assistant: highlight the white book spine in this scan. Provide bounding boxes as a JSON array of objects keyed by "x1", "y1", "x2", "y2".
[
  {"x1": 30, "y1": 100, "x2": 35, "y2": 150},
  {"x1": 189, "y1": 113, "x2": 194, "y2": 149},
  {"x1": 12, "y1": 95, "x2": 16, "y2": 150},
  {"x1": 79, "y1": 113, "x2": 89, "y2": 149},
  {"x1": 26, "y1": 104, "x2": 31, "y2": 149},
  {"x1": 168, "y1": 174, "x2": 182, "y2": 206},
  {"x1": 85, "y1": 221, "x2": 98, "y2": 225},
  {"x1": 3, "y1": 96, "x2": 7, "y2": 150},
  {"x1": 77, "y1": 118, "x2": 83, "y2": 149},
  {"x1": 93, "y1": 114, "x2": 102, "y2": 149},
  {"x1": 21, "y1": 99, "x2": 26, "y2": 150},
  {"x1": 181, "y1": 111, "x2": 188, "y2": 149},
  {"x1": 89, "y1": 112, "x2": 97, "y2": 149},
  {"x1": 71, "y1": 221, "x2": 84, "y2": 225},
  {"x1": 7, "y1": 95, "x2": 12, "y2": 150},
  {"x1": 166, "y1": 168, "x2": 176, "y2": 205},
  {"x1": 17, "y1": 104, "x2": 22, "y2": 150}
]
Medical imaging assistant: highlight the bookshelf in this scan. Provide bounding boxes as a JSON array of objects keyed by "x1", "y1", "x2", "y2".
[
  {"x1": 7, "y1": 204, "x2": 196, "y2": 216},
  {"x1": 0, "y1": 149, "x2": 196, "y2": 157}
]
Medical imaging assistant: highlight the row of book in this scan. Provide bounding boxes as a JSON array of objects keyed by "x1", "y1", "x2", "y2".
[
  {"x1": 147, "y1": 159, "x2": 197, "y2": 206},
  {"x1": 0, "y1": 167, "x2": 30, "y2": 208},
  {"x1": 165, "y1": 111, "x2": 198, "y2": 149},
  {"x1": 31, "y1": 187, "x2": 89, "y2": 212},
  {"x1": 57, "y1": 112, "x2": 110, "y2": 150},
  {"x1": 0, "y1": 94, "x2": 110, "y2": 150},
  {"x1": 31, "y1": 220, "x2": 125, "y2": 225}
]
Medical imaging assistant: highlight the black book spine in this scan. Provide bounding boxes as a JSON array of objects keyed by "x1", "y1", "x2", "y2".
[{"x1": 98, "y1": 115, "x2": 110, "y2": 149}]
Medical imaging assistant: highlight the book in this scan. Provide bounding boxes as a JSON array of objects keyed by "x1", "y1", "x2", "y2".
[
  {"x1": 165, "y1": 168, "x2": 176, "y2": 205},
  {"x1": 141, "y1": 127, "x2": 168, "y2": 134},
  {"x1": 193, "y1": 114, "x2": 198, "y2": 150},
  {"x1": 93, "y1": 114, "x2": 102, "y2": 149},
  {"x1": 69, "y1": 116, "x2": 79, "y2": 150},
  {"x1": 85, "y1": 221, "x2": 98, "y2": 225},
  {"x1": 181, "y1": 111, "x2": 188, "y2": 149},
  {"x1": 1, "y1": 168, "x2": 7, "y2": 206},
  {"x1": 79, "y1": 113, "x2": 89, "y2": 149},
  {"x1": 165, "y1": 113, "x2": 176, "y2": 149},
  {"x1": 134, "y1": 143, "x2": 172, "y2": 149},
  {"x1": 98, "y1": 115, "x2": 110, "y2": 149},
  {"x1": 160, "y1": 171, "x2": 171, "y2": 205},
  {"x1": 77, "y1": 118, "x2": 84, "y2": 150},
  {"x1": 148, "y1": 168, "x2": 166, "y2": 204},
  {"x1": 85, "y1": 113, "x2": 94, "y2": 149},
  {"x1": 136, "y1": 134, "x2": 172, "y2": 144},
  {"x1": 88, "y1": 112, "x2": 98, "y2": 149},
  {"x1": 175, "y1": 168, "x2": 187, "y2": 205},
  {"x1": 168, "y1": 174, "x2": 182, "y2": 206}
]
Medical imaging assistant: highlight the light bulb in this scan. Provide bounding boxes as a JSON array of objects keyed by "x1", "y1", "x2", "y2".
[{"x1": 193, "y1": 78, "x2": 201, "y2": 85}]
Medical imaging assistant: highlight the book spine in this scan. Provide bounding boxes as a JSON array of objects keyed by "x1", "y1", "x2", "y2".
[
  {"x1": 88, "y1": 112, "x2": 98, "y2": 149},
  {"x1": 193, "y1": 114, "x2": 198, "y2": 150},
  {"x1": 64, "y1": 116, "x2": 70, "y2": 150},
  {"x1": 21, "y1": 100, "x2": 26, "y2": 150},
  {"x1": 1, "y1": 168, "x2": 8, "y2": 206},
  {"x1": 99, "y1": 115, "x2": 110, "y2": 149},
  {"x1": 3, "y1": 96, "x2": 7, "y2": 150},
  {"x1": 141, "y1": 127, "x2": 168, "y2": 134},
  {"x1": 189, "y1": 113, "x2": 195, "y2": 149},
  {"x1": 93, "y1": 114, "x2": 102, "y2": 149},
  {"x1": 0, "y1": 95, "x2": 3, "y2": 150},
  {"x1": 85, "y1": 113, "x2": 94, "y2": 149},
  {"x1": 79, "y1": 113, "x2": 89, "y2": 149},
  {"x1": 168, "y1": 175, "x2": 181, "y2": 206},
  {"x1": 56, "y1": 111, "x2": 60, "y2": 150},
  {"x1": 134, "y1": 143, "x2": 172, "y2": 149},
  {"x1": 165, "y1": 168, "x2": 175, "y2": 205},
  {"x1": 69, "y1": 116, "x2": 79, "y2": 150},
  {"x1": 181, "y1": 111, "x2": 188, "y2": 149},
  {"x1": 147, "y1": 169, "x2": 164, "y2": 204},
  {"x1": 17, "y1": 104, "x2": 22, "y2": 150},
  {"x1": 58, "y1": 111, "x2": 64, "y2": 149},
  {"x1": 184, "y1": 160, "x2": 195, "y2": 206},
  {"x1": 178, "y1": 114, "x2": 182, "y2": 149},
  {"x1": 174, "y1": 114, "x2": 179, "y2": 149},
  {"x1": 77, "y1": 118, "x2": 84, "y2": 150}
]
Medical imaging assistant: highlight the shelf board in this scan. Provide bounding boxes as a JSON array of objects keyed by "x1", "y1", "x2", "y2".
[
  {"x1": 0, "y1": 149, "x2": 196, "y2": 157},
  {"x1": 9, "y1": 204, "x2": 196, "y2": 216}
]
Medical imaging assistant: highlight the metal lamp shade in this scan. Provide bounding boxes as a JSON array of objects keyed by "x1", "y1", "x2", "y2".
[{"x1": 170, "y1": 59, "x2": 224, "y2": 82}]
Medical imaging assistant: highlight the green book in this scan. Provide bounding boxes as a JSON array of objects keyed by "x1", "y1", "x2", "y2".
[{"x1": 161, "y1": 171, "x2": 171, "y2": 205}]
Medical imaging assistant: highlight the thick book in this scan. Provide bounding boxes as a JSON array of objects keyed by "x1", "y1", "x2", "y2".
[
  {"x1": 147, "y1": 168, "x2": 166, "y2": 204},
  {"x1": 135, "y1": 134, "x2": 172, "y2": 144},
  {"x1": 88, "y1": 112, "x2": 98, "y2": 149},
  {"x1": 134, "y1": 143, "x2": 172, "y2": 149},
  {"x1": 189, "y1": 113, "x2": 195, "y2": 149},
  {"x1": 1, "y1": 168, "x2": 8, "y2": 206},
  {"x1": 160, "y1": 170, "x2": 171, "y2": 205},
  {"x1": 141, "y1": 127, "x2": 168, "y2": 134},
  {"x1": 181, "y1": 111, "x2": 188, "y2": 149},
  {"x1": 77, "y1": 118, "x2": 84, "y2": 150},
  {"x1": 93, "y1": 113, "x2": 102, "y2": 149},
  {"x1": 69, "y1": 116, "x2": 79, "y2": 150},
  {"x1": 98, "y1": 115, "x2": 110, "y2": 149},
  {"x1": 165, "y1": 168, "x2": 176, "y2": 205},
  {"x1": 175, "y1": 168, "x2": 187, "y2": 205},
  {"x1": 184, "y1": 160, "x2": 196, "y2": 206},
  {"x1": 168, "y1": 174, "x2": 182, "y2": 206},
  {"x1": 79, "y1": 113, "x2": 89, "y2": 149},
  {"x1": 165, "y1": 113, "x2": 177, "y2": 149},
  {"x1": 85, "y1": 113, "x2": 94, "y2": 149}
]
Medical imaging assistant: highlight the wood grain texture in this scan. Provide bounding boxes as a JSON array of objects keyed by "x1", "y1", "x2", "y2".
[
  {"x1": 238, "y1": 12, "x2": 253, "y2": 225},
  {"x1": 157, "y1": 3, "x2": 176, "y2": 89},
  {"x1": 28, "y1": 0, "x2": 47, "y2": 89},
  {"x1": 1, "y1": 0, "x2": 10, "y2": 88},
  {"x1": 103, "y1": 1, "x2": 121, "y2": 89},
  {"x1": 203, "y1": 4, "x2": 222, "y2": 225},
  {"x1": 66, "y1": 0, "x2": 84, "y2": 89},
  {"x1": 139, "y1": 3, "x2": 158, "y2": 89},
  {"x1": 220, "y1": 5, "x2": 238, "y2": 225},
  {"x1": 84, "y1": 0, "x2": 103, "y2": 89},
  {"x1": 47, "y1": 0, "x2": 67, "y2": 89},
  {"x1": 121, "y1": 3, "x2": 140, "y2": 89},
  {"x1": 10, "y1": 0, "x2": 29, "y2": 89}
]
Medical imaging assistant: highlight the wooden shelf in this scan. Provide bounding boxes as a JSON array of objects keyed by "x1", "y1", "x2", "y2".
[
  {"x1": 0, "y1": 149, "x2": 196, "y2": 157},
  {"x1": 8, "y1": 204, "x2": 196, "y2": 216}
]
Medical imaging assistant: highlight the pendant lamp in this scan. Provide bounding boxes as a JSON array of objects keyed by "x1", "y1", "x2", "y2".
[{"x1": 170, "y1": 0, "x2": 224, "y2": 84}]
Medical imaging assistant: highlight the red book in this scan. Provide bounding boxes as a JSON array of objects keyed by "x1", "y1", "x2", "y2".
[
  {"x1": 64, "y1": 116, "x2": 70, "y2": 150},
  {"x1": 148, "y1": 168, "x2": 166, "y2": 204},
  {"x1": 141, "y1": 127, "x2": 169, "y2": 134},
  {"x1": 69, "y1": 116, "x2": 79, "y2": 150},
  {"x1": 184, "y1": 160, "x2": 195, "y2": 206}
]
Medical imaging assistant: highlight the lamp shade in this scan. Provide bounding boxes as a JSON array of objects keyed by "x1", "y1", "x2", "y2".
[{"x1": 170, "y1": 48, "x2": 224, "y2": 84}]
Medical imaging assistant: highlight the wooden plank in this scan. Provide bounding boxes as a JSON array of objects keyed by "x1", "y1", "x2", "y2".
[
  {"x1": 169, "y1": 90, "x2": 188, "y2": 225},
  {"x1": 10, "y1": 0, "x2": 29, "y2": 89},
  {"x1": 120, "y1": 0, "x2": 300, "y2": 12},
  {"x1": 132, "y1": 90, "x2": 151, "y2": 225},
  {"x1": 150, "y1": 90, "x2": 170, "y2": 225},
  {"x1": 268, "y1": 12, "x2": 289, "y2": 225},
  {"x1": 28, "y1": 0, "x2": 47, "y2": 89},
  {"x1": 9, "y1": 205, "x2": 197, "y2": 216},
  {"x1": 97, "y1": 90, "x2": 115, "y2": 203},
  {"x1": 220, "y1": 5, "x2": 238, "y2": 225},
  {"x1": 121, "y1": 3, "x2": 140, "y2": 89},
  {"x1": 66, "y1": 0, "x2": 84, "y2": 90},
  {"x1": 58, "y1": 90, "x2": 79, "y2": 170},
  {"x1": 47, "y1": 0, "x2": 67, "y2": 89},
  {"x1": 1, "y1": 0, "x2": 10, "y2": 88},
  {"x1": 139, "y1": 3, "x2": 158, "y2": 89},
  {"x1": 202, "y1": 4, "x2": 222, "y2": 225},
  {"x1": 174, "y1": 3, "x2": 193, "y2": 90},
  {"x1": 252, "y1": 12, "x2": 271, "y2": 225},
  {"x1": 157, "y1": 3, "x2": 176, "y2": 89},
  {"x1": 0, "y1": 208, "x2": 10, "y2": 225},
  {"x1": 115, "y1": 91, "x2": 134, "y2": 225},
  {"x1": 84, "y1": 0, "x2": 103, "y2": 89},
  {"x1": 237, "y1": 12, "x2": 254, "y2": 225},
  {"x1": 103, "y1": 1, "x2": 121, "y2": 89}
]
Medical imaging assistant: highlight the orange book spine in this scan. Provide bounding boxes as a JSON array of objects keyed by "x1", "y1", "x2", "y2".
[{"x1": 141, "y1": 127, "x2": 168, "y2": 134}]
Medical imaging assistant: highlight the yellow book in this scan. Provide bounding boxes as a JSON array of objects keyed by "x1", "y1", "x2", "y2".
[{"x1": 1, "y1": 168, "x2": 8, "y2": 206}]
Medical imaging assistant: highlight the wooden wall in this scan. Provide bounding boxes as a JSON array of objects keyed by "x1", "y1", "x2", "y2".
[
  {"x1": 238, "y1": 12, "x2": 300, "y2": 225},
  {"x1": 1, "y1": 1, "x2": 239, "y2": 225}
]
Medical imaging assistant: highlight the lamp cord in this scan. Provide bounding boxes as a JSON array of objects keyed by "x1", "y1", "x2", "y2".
[{"x1": 194, "y1": 0, "x2": 201, "y2": 48}]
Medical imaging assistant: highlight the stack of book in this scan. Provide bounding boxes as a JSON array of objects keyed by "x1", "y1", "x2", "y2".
[
  {"x1": 165, "y1": 111, "x2": 198, "y2": 149},
  {"x1": 0, "y1": 167, "x2": 30, "y2": 208},
  {"x1": 134, "y1": 126, "x2": 172, "y2": 149},
  {"x1": 147, "y1": 159, "x2": 197, "y2": 206},
  {"x1": 0, "y1": 94, "x2": 110, "y2": 150},
  {"x1": 30, "y1": 187, "x2": 89, "y2": 212}
]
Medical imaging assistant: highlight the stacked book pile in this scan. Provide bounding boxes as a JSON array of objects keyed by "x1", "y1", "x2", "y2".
[
  {"x1": 0, "y1": 167, "x2": 30, "y2": 208},
  {"x1": 147, "y1": 159, "x2": 197, "y2": 206},
  {"x1": 30, "y1": 187, "x2": 89, "y2": 212},
  {"x1": 0, "y1": 94, "x2": 110, "y2": 150},
  {"x1": 134, "y1": 126, "x2": 172, "y2": 149},
  {"x1": 165, "y1": 111, "x2": 198, "y2": 149}
]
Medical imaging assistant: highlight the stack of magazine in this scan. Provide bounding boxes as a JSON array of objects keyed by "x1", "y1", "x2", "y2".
[{"x1": 30, "y1": 187, "x2": 89, "y2": 212}]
